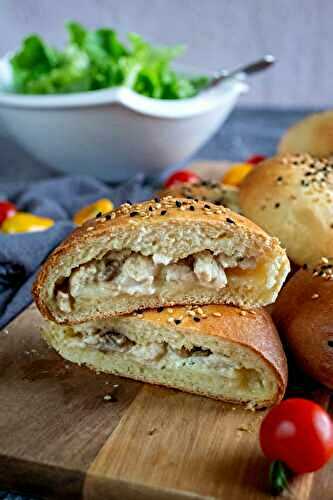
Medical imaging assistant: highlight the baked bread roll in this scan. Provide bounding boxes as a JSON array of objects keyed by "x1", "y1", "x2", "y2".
[
  {"x1": 158, "y1": 181, "x2": 240, "y2": 213},
  {"x1": 41, "y1": 304, "x2": 287, "y2": 408},
  {"x1": 239, "y1": 154, "x2": 333, "y2": 266},
  {"x1": 278, "y1": 111, "x2": 333, "y2": 157},
  {"x1": 33, "y1": 197, "x2": 290, "y2": 324},
  {"x1": 273, "y1": 258, "x2": 333, "y2": 389}
]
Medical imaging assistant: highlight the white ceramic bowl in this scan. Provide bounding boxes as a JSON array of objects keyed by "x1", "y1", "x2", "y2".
[{"x1": 0, "y1": 59, "x2": 247, "y2": 181}]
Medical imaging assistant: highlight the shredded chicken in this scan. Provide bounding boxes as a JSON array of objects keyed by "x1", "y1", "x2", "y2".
[
  {"x1": 56, "y1": 248, "x2": 260, "y2": 310},
  {"x1": 193, "y1": 251, "x2": 227, "y2": 289}
]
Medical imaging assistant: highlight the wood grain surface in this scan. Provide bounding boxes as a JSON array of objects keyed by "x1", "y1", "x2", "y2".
[{"x1": 0, "y1": 304, "x2": 332, "y2": 499}]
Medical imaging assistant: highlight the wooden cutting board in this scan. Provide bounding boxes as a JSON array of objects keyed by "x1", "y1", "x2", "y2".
[{"x1": 0, "y1": 305, "x2": 332, "y2": 500}]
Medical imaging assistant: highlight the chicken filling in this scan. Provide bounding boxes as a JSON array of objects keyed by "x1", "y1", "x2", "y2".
[
  {"x1": 55, "y1": 250, "x2": 260, "y2": 312},
  {"x1": 66, "y1": 327, "x2": 265, "y2": 391}
]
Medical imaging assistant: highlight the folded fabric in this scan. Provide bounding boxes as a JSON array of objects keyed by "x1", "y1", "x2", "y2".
[{"x1": 0, "y1": 174, "x2": 154, "y2": 328}]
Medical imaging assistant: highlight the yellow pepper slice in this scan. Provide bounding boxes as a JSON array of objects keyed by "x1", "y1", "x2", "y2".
[
  {"x1": 73, "y1": 198, "x2": 114, "y2": 225},
  {"x1": 222, "y1": 163, "x2": 253, "y2": 186},
  {"x1": 1, "y1": 212, "x2": 54, "y2": 233}
]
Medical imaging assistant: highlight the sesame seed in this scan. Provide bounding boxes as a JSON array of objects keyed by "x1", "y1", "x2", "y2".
[
  {"x1": 167, "y1": 308, "x2": 174, "y2": 313},
  {"x1": 174, "y1": 319, "x2": 181, "y2": 325},
  {"x1": 328, "y1": 340, "x2": 333, "y2": 347},
  {"x1": 130, "y1": 211, "x2": 139, "y2": 217},
  {"x1": 187, "y1": 310, "x2": 196, "y2": 317},
  {"x1": 226, "y1": 217, "x2": 235, "y2": 224},
  {"x1": 95, "y1": 212, "x2": 102, "y2": 218},
  {"x1": 157, "y1": 307, "x2": 163, "y2": 312},
  {"x1": 189, "y1": 206, "x2": 195, "y2": 211},
  {"x1": 168, "y1": 317, "x2": 175, "y2": 324},
  {"x1": 321, "y1": 257, "x2": 329, "y2": 264},
  {"x1": 154, "y1": 197, "x2": 160, "y2": 203},
  {"x1": 196, "y1": 307, "x2": 204, "y2": 315},
  {"x1": 204, "y1": 204, "x2": 210, "y2": 209},
  {"x1": 213, "y1": 312, "x2": 222, "y2": 317},
  {"x1": 176, "y1": 200, "x2": 182, "y2": 207},
  {"x1": 274, "y1": 202, "x2": 280, "y2": 208},
  {"x1": 240, "y1": 311, "x2": 247, "y2": 316},
  {"x1": 193, "y1": 317, "x2": 200, "y2": 322},
  {"x1": 105, "y1": 214, "x2": 112, "y2": 220},
  {"x1": 87, "y1": 226, "x2": 93, "y2": 231},
  {"x1": 312, "y1": 293, "x2": 319, "y2": 299},
  {"x1": 148, "y1": 206, "x2": 153, "y2": 212},
  {"x1": 160, "y1": 210, "x2": 167, "y2": 216}
]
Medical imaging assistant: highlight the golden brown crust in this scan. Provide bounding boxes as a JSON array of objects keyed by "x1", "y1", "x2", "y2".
[
  {"x1": 33, "y1": 196, "x2": 286, "y2": 323},
  {"x1": 273, "y1": 262, "x2": 333, "y2": 389},
  {"x1": 239, "y1": 154, "x2": 333, "y2": 265},
  {"x1": 278, "y1": 110, "x2": 333, "y2": 157},
  {"x1": 158, "y1": 181, "x2": 240, "y2": 212}
]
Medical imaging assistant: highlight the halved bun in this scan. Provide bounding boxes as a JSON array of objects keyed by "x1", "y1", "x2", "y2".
[
  {"x1": 41, "y1": 304, "x2": 287, "y2": 408},
  {"x1": 239, "y1": 154, "x2": 333, "y2": 266},
  {"x1": 273, "y1": 259, "x2": 333, "y2": 389},
  {"x1": 158, "y1": 181, "x2": 240, "y2": 213},
  {"x1": 33, "y1": 197, "x2": 290, "y2": 324},
  {"x1": 278, "y1": 110, "x2": 333, "y2": 157}
]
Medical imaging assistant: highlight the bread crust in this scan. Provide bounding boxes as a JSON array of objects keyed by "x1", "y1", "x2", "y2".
[
  {"x1": 278, "y1": 110, "x2": 333, "y2": 157},
  {"x1": 273, "y1": 264, "x2": 333, "y2": 389},
  {"x1": 158, "y1": 181, "x2": 240, "y2": 212},
  {"x1": 42, "y1": 304, "x2": 288, "y2": 407},
  {"x1": 239, "y1": 154, "x2": 333, "y2": 266},
  {"x1": 33, "y1": 196, "x2": 288, "y2": 323}
]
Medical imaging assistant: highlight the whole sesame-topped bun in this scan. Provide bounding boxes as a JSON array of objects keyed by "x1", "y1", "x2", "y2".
[
  {"x1": 278, "y1": 110, "x2": 333, "y2": 157},
  {"x1": 239, "y1": 154, "x2": 333, "y2": 266},
  {"x1": 273, "y1": 257, "x2": 333, "y2": 389},
  {"x1": 33, "y1": 196, "x2": 289, "y2": 324},
  {"x1": 41, "y1": 304, "x2": 287, "y2": 408},
  {"x1": 158, "y1": 181, "x2": 241, "y2": 213}
]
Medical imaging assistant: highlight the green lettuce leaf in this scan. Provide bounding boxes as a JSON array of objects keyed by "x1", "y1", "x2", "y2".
[{"x1": 9, "y1": 22, "x2": 209, "y2": 98}]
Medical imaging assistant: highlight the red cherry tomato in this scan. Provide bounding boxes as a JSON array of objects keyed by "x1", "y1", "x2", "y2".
[
  {"x1": 260, "y1": 398, "x2": 333, "y2": 474},
  {"x1": 0, "y1": 201, "x2": 16, "y2": 225},
  {"x1": 246, "y1": 154, "x2": 266, "y2": 165},
  {"x1": 164, "y1": 170, "x2": 200, "y2": 188}
]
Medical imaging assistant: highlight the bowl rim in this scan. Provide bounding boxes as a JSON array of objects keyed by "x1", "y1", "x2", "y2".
[{"x1": 0, "y1": 55, "x2": 248, "y2": 118}]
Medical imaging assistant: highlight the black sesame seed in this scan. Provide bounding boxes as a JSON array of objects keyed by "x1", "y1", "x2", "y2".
[
  {"x1": 328, "y1": 340, "x2": 333, "y2": 348},
  {"x1": 193, "y1": 317, "x2": 200, "y2": 322},
  {"x1": 215, "y1": 200, "x2": 222, "y2": 206},
  {"x1": 275, "y1": 202, "x2": 280, "y2": 208},
  {"x1": 160, "y1": 210, "x2": 167, "y2": 215},
  {"x1": 95, "y1": 212, "x2": 102, "y2": 218},
  {"x1": 154, "y1": 197, "x2": 160, "y2": 203},
  {"x1": 189, "y1": 206, "x2": 195, "y2": 211},
  {"x1": 277, "y1": 176, "x2": 283, "y2": 182},
  {"x1": 149, "y1": 206, "x2": 153, "y2": 212},
  {"x1": 174, "y1": 319, "x2": 181, "y2": 325},
  {"x1": 176, "y1": 200, "x2": 182, "y2": 208},
  {"x1": 130, "y1": 211, "x2": 139, "y2": 217},
  {"x1": 106, "y1": 214, "x2": 112, "y2": 220},
  {"x1": 157, "y1": 307, "x2": 163, "y2": 312},
  {"x1": 126, "y1": 200, "x2": 132, "y2": 205},
  {"x1": 302, "y1": 264, "x2": 308, "y2": 270},
  {"x1": 226, "y1": 217, "x2": 235, "y2": 224},
  {"x1": 204, "y1": 204, "x2": 210, "y2": 209}
]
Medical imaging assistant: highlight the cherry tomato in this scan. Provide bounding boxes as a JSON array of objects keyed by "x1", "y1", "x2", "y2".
[
  {"x1": 164, "y1": 170, "x2": 200, "y2": 188},
  {"x1": 0, "y1": 201, "x2": 16, "y2": 225},
  {"x1": 245, "y1": 154, "x2": 266, "y2": 165},
  {"x1": 260, "y1": 398, "x2": 333, "y2": 474}
]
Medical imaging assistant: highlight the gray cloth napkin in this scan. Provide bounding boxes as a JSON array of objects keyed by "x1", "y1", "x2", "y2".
[{"x1": 0, "y1": 174, "x2": 154, "y2": 329}]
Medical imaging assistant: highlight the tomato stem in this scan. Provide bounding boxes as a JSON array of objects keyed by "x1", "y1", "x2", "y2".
[{"x1": 269, "y1": 460, "x2": 291, "y2": 496}]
